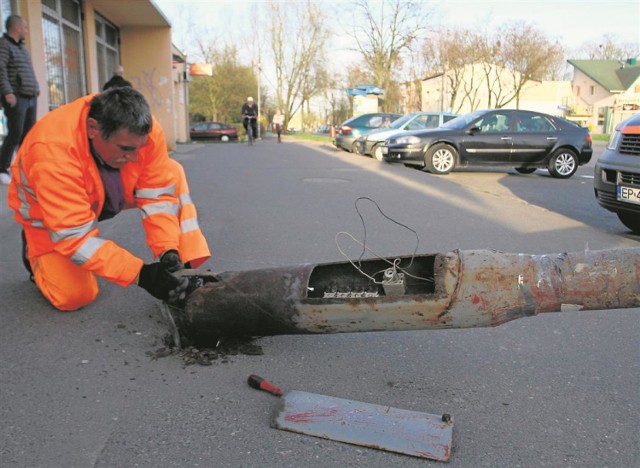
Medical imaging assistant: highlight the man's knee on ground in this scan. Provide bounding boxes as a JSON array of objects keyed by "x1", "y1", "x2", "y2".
[
  {"x1": 32, "y1": 252, "x2": 100, "y2": 311},
  {"x1": 49, "y1": 287, "x2": 99, "y2": 312}
]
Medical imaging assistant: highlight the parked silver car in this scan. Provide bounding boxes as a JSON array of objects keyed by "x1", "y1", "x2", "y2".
[{"x1": 355, "y1": 111, "x2": 458, "y2": 160}]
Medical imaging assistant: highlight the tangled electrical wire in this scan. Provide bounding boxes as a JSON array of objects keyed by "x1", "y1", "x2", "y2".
[{"x1": 335, "y1": 197, "x2": 433, "y2": 286}]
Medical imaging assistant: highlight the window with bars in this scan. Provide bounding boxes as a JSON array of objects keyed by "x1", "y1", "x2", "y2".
[
  {"x1": 1, "y1": 0, "x2": 14, "y2": 29},
  {"x1": 41, "y1": 0, "x2": 85, "y2": 109},
  {"x1": 95, "y1": 13, "x2": 119, "y2": 89}
]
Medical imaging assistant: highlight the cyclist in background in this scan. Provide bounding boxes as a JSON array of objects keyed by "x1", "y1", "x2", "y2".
[{"x1": 241, "y1": 96, "x2": 258, "y2": 141}]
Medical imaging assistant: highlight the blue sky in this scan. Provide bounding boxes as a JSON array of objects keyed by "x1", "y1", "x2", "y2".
[
  {"x1": 155, "y1": 0, "x2": 639, "y2": 56},
  {"x1": 434, "y1": 0, "x2": 639, "y2": 50}
]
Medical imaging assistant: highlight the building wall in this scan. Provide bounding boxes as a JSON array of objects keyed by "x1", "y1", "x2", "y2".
[
  {"x1": 119, "y1": 27, "x2": 175, "y2": 147},
  {"x1": 421, "y1": 65, "x2": 573, "y2": 116},
  {"x1": 609, "y1": 78, "x2": 640, "y2": 131},
  {"x1": 172, "y1": 46, "x2": 189, "y2": 143},
  {"x1": 421, "y1": 62, "x2": 640, "y2": 134},
  {"x1": 518, "y1": 81, "x2": 573, "y2": 116},
  {"x1": 421, "y1": 74, "x2": 447, "y2": 113},
  {"x1": 20, "y1": 0, "x2": 47, "y2": 120},
  {"x1": 571, "y1": 69, "x2": 615, "y2": 108},
  {"x1": 15, "y1": 0, "x2": 181, "y2": 150}
]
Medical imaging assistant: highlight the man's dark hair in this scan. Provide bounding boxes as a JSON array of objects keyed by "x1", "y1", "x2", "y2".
[
  {"x1": 5, "y1": 15, "x2": 23, "y2": 32},
  {"x1": 102, "y1": 75, "x2": 133, "y2": 91},
  {"x1": 88, "y1": 87, "x2": 152, "y2": 139}
]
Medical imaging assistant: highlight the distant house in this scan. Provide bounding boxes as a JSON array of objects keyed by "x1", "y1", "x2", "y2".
[
  {"x1": 420, "y1": 63, "x2": 573, "y2": 118},
  {"x1": 566, "y1": 59, "x2": 640, "y2": 133}
]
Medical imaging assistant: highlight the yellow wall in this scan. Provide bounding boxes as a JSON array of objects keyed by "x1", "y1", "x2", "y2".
[
  {"x1": 119, "y1": 27, "x2": 176, "y2": 149},
  {"x1": 17, "y1": 0, "x2": 179, "y2": 150},
  {"x1": 172, "y1": 48, "x2": 190, "y2": 143},
  {"x1": 81, "y1": 3, "x2": 99, "y2": 93},
  {"x1": 20, "y1": 0, "x2": 47, "y2": 119}
]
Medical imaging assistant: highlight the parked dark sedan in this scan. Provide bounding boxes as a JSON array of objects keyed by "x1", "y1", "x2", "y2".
[
  {"x1": 594, "y1": 113, "x2": 640, "y2": 234},
  {"x1": 190, "y1": 121, "x2": 238, "y2": 141},
  {"x1": 334, "y1": 112, "x2": 402, "y2": 153},
  {"x1": 381, "y1": 109, "x2": 593, "y2": 178}
]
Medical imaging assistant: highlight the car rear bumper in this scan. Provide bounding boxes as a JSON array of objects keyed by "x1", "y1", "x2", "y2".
[
  {"x1": 335, "y1": 134, "x2": 356, "y2": 150},
  {"x1": 578, "y1": 148, "x2": 593, "y2": 165}
]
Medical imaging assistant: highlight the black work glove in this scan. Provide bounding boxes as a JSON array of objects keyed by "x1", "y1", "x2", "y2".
[
  {"x1": 138, "y1": 262, "x2": 188, "y2": 302},
  {"x1": 160, "y1": 249, "x2": 184, "y2": 273}
]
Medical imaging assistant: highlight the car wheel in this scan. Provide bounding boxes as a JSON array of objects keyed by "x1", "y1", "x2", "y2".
[
  {"x1": 372, "y1": 143, "x2": 384, "y2": 161},
  {"x1": 425, "y1": 143, "x2": 457, "y2": 175},
  {"x1": 617, "y1": 212, "x2": 640, "y2": 235},
  {"x1": 221, "y1": 135, "x2": 229, "y2": 142},
  {"x1": 547, "y1": 149, "x2": 578, "y2": 178},
  {"x1": 515, "y1": 167, "x2": 537, "y2": 174},
  {"x1": 350, "y1": 142, "x2": 360, "y2": 154}
]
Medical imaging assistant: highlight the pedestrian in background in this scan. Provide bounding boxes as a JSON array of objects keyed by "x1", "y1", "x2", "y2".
[
  {"x1": 0, "y1": 14, "x2": 39, "y2": 185},
  {"x1": 102, "y1": 64, "x2": 132, "y2": 91},
  {"x1": 272, "y1": 109, "x2": 284, "y2": 143}
]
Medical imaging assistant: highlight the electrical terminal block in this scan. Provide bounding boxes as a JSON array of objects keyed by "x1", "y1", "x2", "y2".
[{"x1": 382, "y1": 268, "x2": 406, "y2": 296}]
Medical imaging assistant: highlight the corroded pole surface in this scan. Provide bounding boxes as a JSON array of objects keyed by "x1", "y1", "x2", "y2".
[{"x1": 171, "y1": 248, "x2": 639, "y2": 347}]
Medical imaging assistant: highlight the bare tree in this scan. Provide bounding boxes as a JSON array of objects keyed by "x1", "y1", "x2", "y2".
[
  {"x1": 421, "y1": 21, "x2": 567, "y2": 112},
  {"x1": 347, "y1": 0, "x2": 431, "y2": 111},
  {"x1": 267, "y1": 0, "x2": 329, "y2": 130},
  {"x1": 578, "y1": 33, "x2": 640, "y2": 60},
  {"x1": 189, "y1": 45, "x2": 256, "y2": 123},
  {"x1": 323, "y1": 76, "x2": 351, "y2": 126},
  {"x1": 423, "y1": 28, "x2": 487, "y2": 112},
  {"x1": 492, "y1": 22, "x2": 565, "y2": 108}
]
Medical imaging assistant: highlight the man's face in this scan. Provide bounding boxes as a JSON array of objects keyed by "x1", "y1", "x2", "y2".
[
  {"x1": 247, "y1": 100, "x2": 254, "y2": 106},
  {"x1": 17, "y1": 20, "x2": 27, "y2": 41},
  {"x1": 87, "y1": 118, "x2": 148, "y2": 169}
]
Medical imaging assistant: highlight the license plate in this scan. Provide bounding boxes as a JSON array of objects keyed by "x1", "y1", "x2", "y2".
[
  {"x1": 617, "y1": 185, "x2": 640, "y2": 205},
  {"x1": 381, "y1": 146, "x2": 388, "y2": 154}
]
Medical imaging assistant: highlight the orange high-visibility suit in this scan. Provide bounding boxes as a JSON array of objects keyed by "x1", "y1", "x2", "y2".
[{"x1": 8, "y1": 94, "x2": 211, "y2": 311}]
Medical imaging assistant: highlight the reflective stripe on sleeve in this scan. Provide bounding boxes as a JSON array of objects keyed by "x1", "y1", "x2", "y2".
[
  {"x1": 179, "y1": 193, "x2": 192, "y2": 206},
  {"x1": 70, "y1": 236, "x2": 106, "y2": 265},
  {"x1": 140, "y1": 201, "x2": 180, "y2": 219},
  {"x1": 50, "y1": 219, "x2": 98, "y2": 242},
  {"x1": 181, "y1": 217, "x2": 200, "y2": 234},
  {"x1": 135, "y1": 185, "x2": 176, "y2": 200},
  {"x1": 15, "y1": 161, "x2": 37, "y2": 221}
]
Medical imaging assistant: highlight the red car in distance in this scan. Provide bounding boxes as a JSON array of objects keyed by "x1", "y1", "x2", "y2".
[{"x1": 190, "y1": 121, "x2": 238, "y2": 141}]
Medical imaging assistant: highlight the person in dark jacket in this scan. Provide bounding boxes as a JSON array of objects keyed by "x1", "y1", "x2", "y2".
[
  {"x1": 241, "y1": 96, "x2": 258, "y2": 141},
  {"x1": 0, "y1": 14, "x2": 39, "y2": 185},
  {"x1": 102, "y1": 65, "x2": 132, "y2": 91}
]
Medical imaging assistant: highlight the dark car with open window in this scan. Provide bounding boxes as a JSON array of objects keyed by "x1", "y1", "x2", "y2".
[
  {"x1": 381, "y1": 109, "x2": 593, "y2": 178},
  {"x1": 594, "y1": 113, "x2": 640, "y2": 234}
]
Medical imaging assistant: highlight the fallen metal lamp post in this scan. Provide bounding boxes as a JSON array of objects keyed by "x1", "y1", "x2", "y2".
[{"x1": 171, "y1": 248, "x2": 640, "y2": 347}]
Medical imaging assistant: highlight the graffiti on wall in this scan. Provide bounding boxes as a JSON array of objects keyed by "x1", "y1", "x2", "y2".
[{"x1": 131, "y1": 67, "x2": 167, "y2": 108}]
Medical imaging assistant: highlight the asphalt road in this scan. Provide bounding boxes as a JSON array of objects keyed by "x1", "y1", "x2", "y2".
[{"x1": 0, "y1": 136, "x2": 638, "y2": 467}]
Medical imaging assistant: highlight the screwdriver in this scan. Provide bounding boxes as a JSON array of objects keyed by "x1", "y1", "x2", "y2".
[{"x1": 247, "y1": 374, "x2": 283, "y2": 396}]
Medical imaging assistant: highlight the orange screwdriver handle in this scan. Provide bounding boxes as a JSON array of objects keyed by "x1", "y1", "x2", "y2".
[{"x1": 247, "y1": 374, "x2": 283, "y2": 396}]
